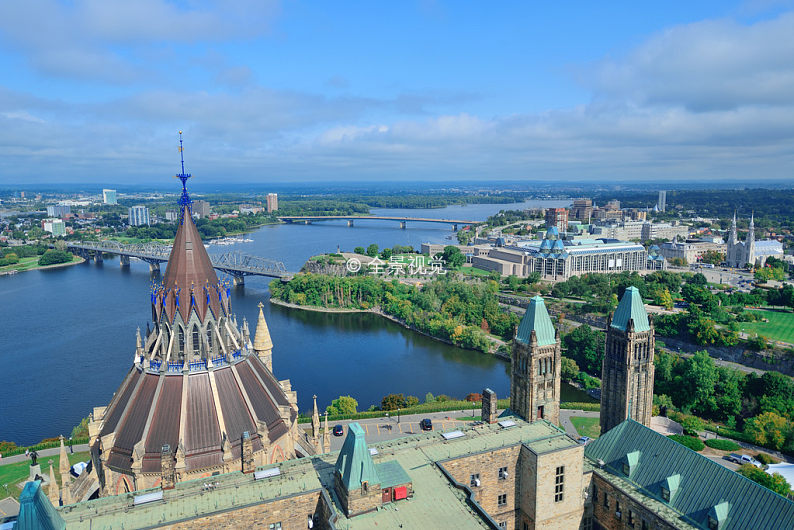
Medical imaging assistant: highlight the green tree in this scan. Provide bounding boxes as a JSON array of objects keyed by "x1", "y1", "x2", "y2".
[
  {"x1": 561, "y1": 357, "x2": 579, "y2": 381},
  {"x1": 680, "y1": 351, "x2": 719, "y2": 416},
  {"x1": 441, "y1": 246, "x2": 465, "y2": 269},
  {"x1": 744, "y1": 411, "x2": 789, "y2": 450},
  {"x1": 738, "y1": 465, "x2": 793, "y2": 497},
  {"x1": 563, "y1": 325, "x2": 605, "y2": 376},
  {"x1": 380, "y1": 247, "x2": 393, "y2": 260},
  {"x1": 656, "y1": 288, "x2": 674, "y2": 310},
  {"x1": 366, "y1": 244, "x2": 379, "y2": 257},
  {"x1": 354, "y1": 246, "x2": 365, "y2": 254},
  {"x1": 38, "y1": 249, "x2": 73, "y2": 266},
  {"x1": 424, "y1": 392, "x2": 436, "y2": 403},
  {"x1": 381, "y1": 393, "x2": 407, "y2": 411},
  {"x1": 326, "y1": 395, "x2": 358, "y2": 416},
  {"x1": 406, "y1": 395, "x2": 419, "y2": 407}
]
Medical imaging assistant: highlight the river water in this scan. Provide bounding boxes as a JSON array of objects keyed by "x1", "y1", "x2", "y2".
[{"x1": 0, "y1": 199, "x2": 587, "y2": 446}]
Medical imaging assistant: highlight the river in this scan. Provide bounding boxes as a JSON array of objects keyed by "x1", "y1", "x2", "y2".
[{"x1": 0, "y1": 199, "x2": 590, "y2": 446}]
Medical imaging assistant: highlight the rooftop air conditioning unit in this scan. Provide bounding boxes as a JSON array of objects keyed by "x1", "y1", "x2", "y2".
[{"x1": 474, "y1": 479, "x2": 481, "y2": 487}]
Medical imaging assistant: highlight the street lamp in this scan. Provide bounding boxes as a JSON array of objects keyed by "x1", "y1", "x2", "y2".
[{"x1": 397, "y1": 408, "x2": 400, "y2": 424}]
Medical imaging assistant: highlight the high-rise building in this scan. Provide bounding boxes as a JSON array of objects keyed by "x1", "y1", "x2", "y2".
[
  {"x1": 164, "y1": 211, "x2": 178, "y2": 222},
  {"x1": 193, "y1": 199, "x2": 211, "y2": 218},
  {"x1": 544, "y1": 207, "x2": 568, "y2": 232},
  {"x1": 600, "y1": 287, "x2": 655, "y2": 434},
  {"x1": 266, "y1": 193, "x2": 278, "y2": 213},
  {"x1": 42, "y1": 218, "x2": 66, "y2": 237},
  {"x1": 102, "y1": 189, "x2": 117, "y2": 205},
  {"x1": 570, "y1": 198, "x2": 593, "y2": 221},
  {"x1": 658, "y1": 190, "x2": 666, "y2": 212},
  {"x1": 46, "y1": 204, "x2": 71, "y2": 217},
  {"x1": 510, "y1": 296, "x2": 561, "y2": 424},
  {"x1": 128, "y1": 205, "x2": 150, "y2": 226}
]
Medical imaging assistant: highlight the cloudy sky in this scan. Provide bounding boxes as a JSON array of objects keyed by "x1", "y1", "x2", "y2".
[{"x1": 1, "y1": 0, "x2": 793, "y2": 185}]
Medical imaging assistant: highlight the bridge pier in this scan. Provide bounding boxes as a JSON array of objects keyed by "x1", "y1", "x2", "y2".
[
  {"x1": 120, "y1": 255, "x2": 130, "y2": 267},
  {"x1": 149, "y1": 262, "x2": 160, "y2": 273},
  {"x1": 400, "y1": 221, "x2": 406, "y2": 229},
  {"x1": 452, "y1": 224, "x2": 458, "y2": 231},
  {"x1": 347, "y1": 220, "x2": 354, "y2": 227},
  {"x1": 233, "y1": 275, "x2": 245, "y2": 287},
  {"x1": 94, "y1": 252, "x2": 103, "y2": 264}
]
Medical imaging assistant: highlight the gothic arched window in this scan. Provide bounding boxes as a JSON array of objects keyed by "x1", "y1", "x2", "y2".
[
  {"x1": 192, "y1": 325, "x2": 200, "y2": 354},
  {"x1": 178, "y1": 327, "x2": 185, "y2": 355},
  {"x1": 207, "y1": 323, "x2": 214, "y2": 352}
]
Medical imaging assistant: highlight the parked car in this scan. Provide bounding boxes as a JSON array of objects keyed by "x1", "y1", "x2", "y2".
[
  {"x1": 420, "y1": 418, "x2": 433, "y2": 431},
  {"x1": 725, "y1": 453, "x2": 743, "y2": 464},
  {"x1": 332, "y1": 424, "x2": 344, "y2": 436},
  {"x1": 577, "y1": 436, "x2": 592, "y2": 445},
  {"x1": 725, "y1": 454, "x2": 762, "y2": 468}
]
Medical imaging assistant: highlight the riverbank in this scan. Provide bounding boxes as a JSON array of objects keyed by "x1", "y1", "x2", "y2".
[
  {"x1": 269, "y1": 296, "x2": 509, "y2": 358},
  {"x1": 0, "y1": 254, "x2": 84, "y2": 276}
]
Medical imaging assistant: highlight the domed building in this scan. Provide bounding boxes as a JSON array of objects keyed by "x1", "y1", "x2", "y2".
[{"x1": 74, "y1": 143, "x2": 301, "y2": 498}]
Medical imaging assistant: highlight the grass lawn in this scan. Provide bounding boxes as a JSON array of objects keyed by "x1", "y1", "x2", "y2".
[
  {"x1": 739, "y1": 309, "x2": 794, "y2": 344},
  {"x1": 570, "y1": 416, "x2": 601, "y2": 439},
  {"x1": 0, "y1": 452, "x2": 89, "y2": 501},
  {"x1": 458, "y1": 415, "x2": 482, "y2": 421},
  {"x1": 459, "y1": 266, "x2": 492, "y2": 277},
  {"x1": 0, "y1": 254, "x2": 82, "y2": 273}
]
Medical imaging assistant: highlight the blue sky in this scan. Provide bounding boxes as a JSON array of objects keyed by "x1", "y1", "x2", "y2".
[{"x1": 1, "y1": 0, "x2": 793, "y2": 184}]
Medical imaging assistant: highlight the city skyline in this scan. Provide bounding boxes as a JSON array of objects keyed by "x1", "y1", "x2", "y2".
[{"x1": 1, "y1": 1, "x2": 794, "y2": 183}]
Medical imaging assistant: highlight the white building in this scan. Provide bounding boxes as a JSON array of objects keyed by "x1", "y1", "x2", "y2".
[
  {"x1": 42, "y1": 218, "x2": 66, "y2": 237},
  {"x1": 641, "y1": 221, "x2": 689, "y2": 242},
  {"x1": 46, "y1": 204, "x2": 71, "y2": 217},
  {"x1": 727, "y1": 213, "x2": 784, "y2": 268},
  {"x1": 103, "y1": 189, "x2": 118, "y2": 205},
  {"x1": 128, "y1": 205, "x2": 150, "y2": 226}
]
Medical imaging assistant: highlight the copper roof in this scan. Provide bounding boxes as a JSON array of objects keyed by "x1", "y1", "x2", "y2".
[
  {"x1": 158, "y1": 212, "x2": 222, "y2": 323},
  {"x1": 99, "y1": 357, "x2": 293, "y2": 476}
]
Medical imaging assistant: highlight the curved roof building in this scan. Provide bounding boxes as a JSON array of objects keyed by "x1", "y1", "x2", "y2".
[{"x1": 78, "y1": 139, "x2": 302, "y2": 498}]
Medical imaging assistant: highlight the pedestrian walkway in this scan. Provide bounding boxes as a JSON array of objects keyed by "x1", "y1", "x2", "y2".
[{"x1": 0, "y1": 444, "x2": 89, "y2": 466}]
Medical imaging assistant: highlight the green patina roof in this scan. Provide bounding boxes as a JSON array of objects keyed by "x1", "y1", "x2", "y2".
[
  {"x1": 17, "y1": 480, "x2": 66, "y2": 530},
  {"x1": 516, "y1": 296, "x2": 556, "y2": 346},
  {"x1": 335, "y1": 422, "x2": 380, "y2": 490},
  {"x1": 611, "y1": 286, "x2": 650, "y2": 332},
  {"x1": 375, "y1": 460, "x2": 412, "y2": 489},
  {"x1": 585, "y1": 419, "x2": 794, "y2": 530}
]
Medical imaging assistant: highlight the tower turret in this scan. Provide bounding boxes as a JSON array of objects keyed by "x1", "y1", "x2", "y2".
[
  {"x1": 253, "y1": 302, "x2": 274, "y2": 371},
  {"x1": 600, "y1": 287, "x2": 655, "y2": 434},
  {"x1": 510, "y1": 296, "x2": 561, "y2": 424}
]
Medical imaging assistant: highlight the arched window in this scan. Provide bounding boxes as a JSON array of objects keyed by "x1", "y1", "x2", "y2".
[
  {"x1": 178, "y1": 327, "x2": 185, "y2": 356},
  {"x1": 192, "y1": 325, "x2": 200, "y2": 354},
  {"x1": 206, "y1": 323, "x2": 214, "y2": 352}
]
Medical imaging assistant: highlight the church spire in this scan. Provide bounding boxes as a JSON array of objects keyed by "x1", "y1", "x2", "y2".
[{"x1": 311, "y1": 395, "x2": 321, "y2": 450}]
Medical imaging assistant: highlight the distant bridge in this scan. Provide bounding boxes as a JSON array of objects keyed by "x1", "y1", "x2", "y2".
[
  {"x1": 67, "y1": 240, "x2": 293, "y2": 284},
  {"x1": 278, "y1": 215, "x2": 480, "y2": 230}
]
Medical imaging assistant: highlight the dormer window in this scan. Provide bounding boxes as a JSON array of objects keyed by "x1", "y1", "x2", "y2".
[
  {"x1": 708, "y1": 516, "x2": 719, "y2": 530},
  {"x1": 660, "y1": 486, "x2": 670, "y2": 502},
  {"x1": 621, "y1": 451, "x2": 640, "y2": 478},
  {"x1": 707, "y1": 500, "x2": 729, "y2": 530},
  {"x1": 622, "y1": 463, "x2": 630, "y2": 476}
]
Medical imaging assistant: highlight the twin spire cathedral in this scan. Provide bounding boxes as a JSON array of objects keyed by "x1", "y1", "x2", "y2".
[{"x1": 63, "y1": 135, "x2": 304, "y2": 501}]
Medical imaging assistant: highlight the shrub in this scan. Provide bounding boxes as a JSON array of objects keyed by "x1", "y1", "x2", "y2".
[
  {"x1": 756, "y1": 453, "x2": 781, "y2": 465},
  {"x1": 668, "y1": 435, "x2": 705, "y2": 452},
  {"x1": 38, "y1": 249, "x2": 73, "y2": 266},
  {"x1": 704, "y1": 439, "x2": 740, "y2": 451}
]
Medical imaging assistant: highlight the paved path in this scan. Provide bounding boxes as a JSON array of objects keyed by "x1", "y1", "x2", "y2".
[
  {"x1": 0, "y1": 444, "x2": 90, "y2": 466},
  {"x1": 559, "y1": 409, "x2": 599, "y2": 439}
]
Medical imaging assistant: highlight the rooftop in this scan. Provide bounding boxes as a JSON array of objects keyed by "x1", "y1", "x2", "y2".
[
  {"x1": 515, "y1": 296, "x2": 556, "y2": 346},
  {"x1": 610, "y1": 286, "x2": 650, "y2": 333},
  {"x1": 585, "y1": 419, "x2": 794, "y2": 530},
  {"x1": 59, "y1": 415, "x2": 576, "y2": 530}
]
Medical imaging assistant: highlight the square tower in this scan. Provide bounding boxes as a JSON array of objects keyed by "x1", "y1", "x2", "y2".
[
  {"x1": 510, "y1": 296, "x2": 561, "y2": 424},
  {"x1": 600, "y1": 287, "x2": 655, "y2": 434}
]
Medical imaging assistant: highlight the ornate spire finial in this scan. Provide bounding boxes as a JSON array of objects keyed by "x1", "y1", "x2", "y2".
[{"x1": 175, "y1": 131, "x2": 192, "y2": 223}]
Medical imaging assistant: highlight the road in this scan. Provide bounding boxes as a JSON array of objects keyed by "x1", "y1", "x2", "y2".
[{"x1": 0, "y1": 444, "x2": 90, "y2": 465}]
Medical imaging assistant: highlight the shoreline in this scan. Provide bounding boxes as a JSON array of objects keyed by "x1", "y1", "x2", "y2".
[
  {"x1": 269, "y1": 297, "x2": 510, "y2": 359},
  {"x1": 0, "y1": 255, "x2": 85, "y2": 276}
]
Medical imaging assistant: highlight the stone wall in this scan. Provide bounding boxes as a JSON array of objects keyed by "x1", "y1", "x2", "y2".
[
  {"x1": 164, "y1": 490, "x2": 323, "y2": 530},
  {"x1": 518, "y1": 444, "x2": 585, "y2": 530},
  {"x1": 591, "y1": 472, "x2": 677, "y2": 530},
  {"x1": 660, "y1": 336, "x2": 794, "y2": 377},
  {"x1": 443, "y1": 445, "x2": 522, "y2": 529}
]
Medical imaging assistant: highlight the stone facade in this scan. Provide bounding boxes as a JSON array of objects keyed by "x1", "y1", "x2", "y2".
[
  {"x1": 600, "y1": 316, "x2": 655, "y2": 434},
  {"x1": 333, "y1": 471, "x2": 382, "y2": 517},
  {"x1": 164, "y1": 490, "x2": 325, "y2": 530},
  {"x1": 482, "y1": 388, "x2": 498, "y2": 424},
  {"x1": 517, "y1": 444, "x2": 585, "y2": 530},
  {"x1": 511, "y1": 332, "x2": 561, "y2": 425},
  {"x1": 591, "y1": 473, "x2": 677, "y2": 530},
  {"x1": 443, "y1": 446, "x2": 522, "y2": 529}
]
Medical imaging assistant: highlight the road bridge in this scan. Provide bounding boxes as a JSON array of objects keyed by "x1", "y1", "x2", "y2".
[
  {"x1": 67, "y1": 240, "x2": 293, "y2": 284},
  {"x1": 278, "y1": 215, "x2": 479, "y2": 231}
]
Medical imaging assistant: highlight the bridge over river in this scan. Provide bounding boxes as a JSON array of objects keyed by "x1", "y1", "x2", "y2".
[
  {"x1": 67, "y1": 241, "x2": 293, "y2": 284},
  {"x1": 278, "y1": 215, "x2": 479, "y2": 230}
]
